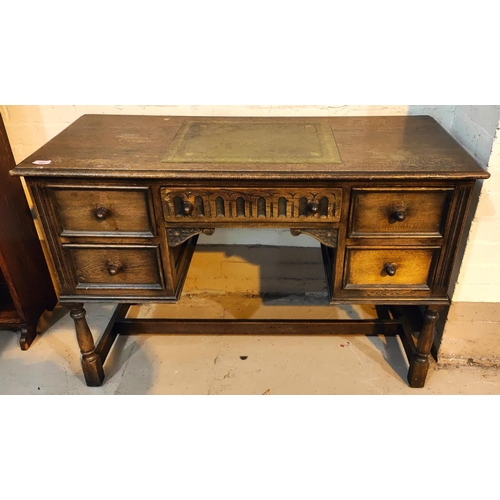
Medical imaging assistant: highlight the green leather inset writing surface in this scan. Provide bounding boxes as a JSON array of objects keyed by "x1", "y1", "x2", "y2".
[{"x1": 162, "y1": 119, "x2": 342, "y2": 163}]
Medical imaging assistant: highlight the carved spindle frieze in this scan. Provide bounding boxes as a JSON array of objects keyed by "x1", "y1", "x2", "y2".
[{"x1": 162, "y1": 188, "x2": 342, "y2": 223}]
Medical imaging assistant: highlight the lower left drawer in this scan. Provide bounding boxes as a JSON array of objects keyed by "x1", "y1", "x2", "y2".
[{"x1": 64, "y1": 245, "x2": 164, "y2": 291}]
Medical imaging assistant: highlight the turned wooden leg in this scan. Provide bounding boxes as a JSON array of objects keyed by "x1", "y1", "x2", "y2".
[
  {"x1": 408, "y1": 306, "x2": 439, "y2": 388},
  {"x1": 68, "y1": 303, "x2": 105, "y2": 387},
  {"x1": 19, "y1": 323, "x2": 37, "y2": 350}
]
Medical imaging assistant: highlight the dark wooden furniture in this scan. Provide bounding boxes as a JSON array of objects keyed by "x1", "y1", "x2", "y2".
[
  {"x1": 11, "y1": 115, "x2": 489, "y2": 387},
  {"x1": 0, "y1": 114, "x2": 56, "y2": 349}
]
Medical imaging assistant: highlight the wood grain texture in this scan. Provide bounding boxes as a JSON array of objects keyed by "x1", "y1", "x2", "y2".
[
  {"x1": 114, "y1": 318, "x2": 401, "y2": 336},
  {"x1": 12, "y1": 115, "x2": 490, "y2": 180},
  {"x1": 343, "y1": 247, "x2": 438, "y2": 288},
  {"x1": 65, "y1": 244, "x2": 164, "y2": 290},
  {"x1": 349, "y1": 188, "x2": 452, "y2": 237},
  {"x1": 47, "y1": 185, "x2": 154, "y2": 236}
]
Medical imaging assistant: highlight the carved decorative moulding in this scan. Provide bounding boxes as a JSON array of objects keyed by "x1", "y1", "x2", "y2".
[
  {"x1": 161, "y1": 187, "x2": 342, "y2": 223},
  {"x1": 290, "y1": 228, "x2": 338, "y2": 248},
  {"x1": 166, "y1": 227, "x2": 215, "y2": 247},
  {"x1": 166, "y1": 226, "x2": 338, "y2": 248},
  {"x1": 162, "y1": 119, "x2": 342, "y2": 164}
]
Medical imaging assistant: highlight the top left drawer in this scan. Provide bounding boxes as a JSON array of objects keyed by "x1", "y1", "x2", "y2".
[{"x1": 46, "y1": 185, "x2": 155, "y2": 237}]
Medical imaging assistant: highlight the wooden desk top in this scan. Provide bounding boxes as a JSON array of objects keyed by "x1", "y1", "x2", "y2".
[{"x1": 12, "y1": 115, "x2": 489, "y2": 180}]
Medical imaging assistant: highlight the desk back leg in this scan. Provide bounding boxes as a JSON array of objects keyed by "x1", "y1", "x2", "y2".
[
  {"x1": 68, "y1": 303, "x2": 105, "y2": 387},
  {"x1": 19, "y1": 323, "x2": 37, "y2": 350},
  {"x1": 408, "y1": 306, "x2": 439, "y2": 388}
]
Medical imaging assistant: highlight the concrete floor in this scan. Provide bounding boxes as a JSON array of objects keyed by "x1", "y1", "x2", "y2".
[{"x1": 1, "y1": 294, "x2": 500, "y2": 395}]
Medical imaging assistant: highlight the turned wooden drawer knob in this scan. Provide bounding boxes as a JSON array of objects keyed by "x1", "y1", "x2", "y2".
[
  {"x1": 182, "y1": 201, "x2": 194, "y2": 216},
  {"x1": 107, "y1": 263, "x2": 122, "y2": 276},
  {"x1": 384, "y1": 263, "x2": 397, "y2": 276},
  {"x1": 392, "y1": 209, "x2": 406, "y2": 222},
  {"x1": 307, "y1": 201, "x2": 319, "y2": 214},
  {"x1": 95, "y1": 206, "x2": 110, "y2": 221}
]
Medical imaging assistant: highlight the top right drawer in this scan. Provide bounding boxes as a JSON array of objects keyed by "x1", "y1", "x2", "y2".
[{"x1": 349, "y1": 188, "x2": 453, "y2": 238}]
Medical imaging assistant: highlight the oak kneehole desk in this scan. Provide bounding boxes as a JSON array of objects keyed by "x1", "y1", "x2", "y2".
[{"x1": 11, "y1": 115, "x2": 489, "y2": 388}]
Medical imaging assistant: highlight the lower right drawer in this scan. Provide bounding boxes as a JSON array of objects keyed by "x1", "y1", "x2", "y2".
[{"x1": 343, "y1": 247, "x2": 440, "y2": 291}]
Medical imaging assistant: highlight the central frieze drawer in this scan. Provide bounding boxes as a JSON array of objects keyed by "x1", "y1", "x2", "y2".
[
  {"x1": 65, "y1": 245, "x2": 164, "y2": 291},
  {"x1": 161, "y1": 187, "x2": 342, "y2": 223},
  {"x1": 349, "y1": 188, "x2": 452, "y2": 237},
  {"x1": 46, "y1": 185, "x2": 155, "y2": 237}
]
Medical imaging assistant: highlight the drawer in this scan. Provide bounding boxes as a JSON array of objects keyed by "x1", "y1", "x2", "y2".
[
  {"x1": 161, "y1": 187, "x2": 342, "y2": 223},
  {"x1": 343, "y1": 247, "x2": 439, "y2": 290},
  {"x1": 349, "y1": 188, "x2": 452, "y2": 237},
  {"x1": 65, "y1": 245, "x2": 164, "y2": 290},
  {"x1": 46, "y1": 185, "x2": 154, "y2": 237}
]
